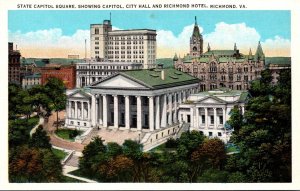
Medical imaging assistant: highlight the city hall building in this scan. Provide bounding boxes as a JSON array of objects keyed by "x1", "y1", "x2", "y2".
[
  {"x1": 174, "y1": 17, "x2": 265, "y2": 91},
  {"x1": 65, "y1": 68, "x2": 199, "y2": 131},
  {"x1": 90, "y1": 19, "x2": 157, "y2": 69}
]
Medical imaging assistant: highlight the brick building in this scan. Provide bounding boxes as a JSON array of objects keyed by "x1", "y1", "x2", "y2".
[
  {"x1": 8, "y1": 42, "x2": 21, "y2": 84},
  {"x1": 174, "y1": 17, "x2": 265, "y2": 91},
  {"x1": 40, "y1": 64, "x2": 76, "y2": 89}
]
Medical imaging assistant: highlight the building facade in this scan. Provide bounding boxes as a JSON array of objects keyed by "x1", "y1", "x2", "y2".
[
  {"x1": 8, "y1": 42, "x2": 21, "y2": 85},
  {"x1": 266, "y1": 57, "x2": 291, "y2": 85},
  {"x1": 90, "y1": 19, "x2": 157, "y2": 69},
  {"x1": 40, "y1": 64, "x2": 76, "y2": 89},
  {"x1": 65, "y1": 68, "x2": 199, "y2": 131},
  {"x1": 22, "y1": 73, "x2": 41, "y2": 89},
  {"x1": 178, "y1": 88, "x2": 247, "y2": 142},
  {"x1": 174, "y1": 17, "x2": 265, "y2": 91},
  {"x1": 76, "y1": 61, "x2": 143, "y2": 88}
]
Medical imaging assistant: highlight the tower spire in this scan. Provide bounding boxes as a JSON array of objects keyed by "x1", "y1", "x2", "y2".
[
  {"x1": 195, "y1": 16, "x2": 197, "y2": 25},
  {"x1": 234, "y1": 43, "x2": 237, "y2": 51},
  {"x1": 208, "y1": 43, "x2": 211, "y2": 52}
]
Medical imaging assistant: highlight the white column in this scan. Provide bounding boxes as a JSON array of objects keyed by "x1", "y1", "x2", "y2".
[
  {"x1": 68, "y1": 101, "x2": 71, "y2": 118},
  {"x1": 223, "y1": 107, "x2": 226, "y2": 125},
  {"x1": 125, "y1": 95, "x2": 130, "y2": 129},
  {"x1": 168, "y1": 94, "x2": 172, "y2": 125},
  {"x1": 91, "y1": 96, "x2": 96, "y2": 127},
  {"x1": 137, "y1": 96, "x2": 142, "y2": 130},
  {"x1": 155, "y1": 96, "x2": 160, "y2": 130},
  {"x1": 81, "y1": 102, "x2": 84, "y2": 120},
  {"x1": 195, "y1": 107, "x2": 199, "y2": 129},
  {"x1": 174, "y1": 93, "x2": 177, "y2": 123},
  {"x1": 178, "y1": 91, "x2": 182, "y2": 104},
  {"x1": 161, "y1": 94, "x2": 167, "y2": 128},
  {"x1": 103, "y1": 95, "x2": 108, "y2": 127},
  {"x1": 99, "y1": 95, "x2": 103, "y2": 124},
  {"x1": 242, "y1": 106, "x2": 245, "y2": 114},
  {"x1": 113, "y1": 95, "x2": 119, "y2": 128},
  {"x1": 214, "y1": 108, "x2": 217, "y2": 129},
  {"x1": 205, "y1": 107, "x2": 208, "y2": 129},
  {"x1": 95, "y1": 95, "x2": 98, "y2": 124},
  {"x1": 190, "y1": 107, "x2": 194, "y2": 129},
  {"x1": 75, "y1": 102, "x2": 78, "y2": 119},
  {"x1": 149, "y1": 96, "x2": 154, "y2": 131},
  {"x1": 87, "y1": 102, "x2": 90, "y2": 120}
]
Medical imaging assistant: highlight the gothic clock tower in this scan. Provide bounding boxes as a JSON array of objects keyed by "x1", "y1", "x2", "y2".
[{"x1": 190, "y1": 16, "x2": 203, "y2": 57}]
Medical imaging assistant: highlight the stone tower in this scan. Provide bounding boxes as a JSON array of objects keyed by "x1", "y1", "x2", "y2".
[{"x1": 190, "y1": 16, "x2": 203, "y2": 57}]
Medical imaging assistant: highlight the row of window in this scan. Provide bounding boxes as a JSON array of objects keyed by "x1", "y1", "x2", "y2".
[{"x1": 78, "y1": 65, "x2": 129, "y2": 70}]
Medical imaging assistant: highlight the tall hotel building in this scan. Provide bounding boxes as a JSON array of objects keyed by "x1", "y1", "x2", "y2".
[{"x1": 90, "y1": 19, "x2": 157, "y2": 69}]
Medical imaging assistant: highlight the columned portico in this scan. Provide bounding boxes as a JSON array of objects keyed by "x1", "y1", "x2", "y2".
[{"x1": 66, "y1": 68, "x2": 200, "y2": 138}]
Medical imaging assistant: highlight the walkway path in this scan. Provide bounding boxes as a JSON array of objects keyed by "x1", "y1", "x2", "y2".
[
  {"x1": 44, "y1": 111, "x2": 84, "y2": 152},
  {"x1": 29, "y1": 115, "x2": 44, "y2": 137}
]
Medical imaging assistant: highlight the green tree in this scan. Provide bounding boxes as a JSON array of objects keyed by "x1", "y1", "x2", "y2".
[
  {"x1": 122, "y1": 140, "x2": 143, "y2": 182},
  {"x1": 29, "y1": 125, "x2": 51, "y2": 149},
  {"x1": 9, "y1": 145, "x2": 62, "y2": 182},
  {"x1": 44, "y1": 77, "x2": 67, "y2": 129},
  {"x1": 79, "y1": 137, "x2": 106, "y2": 177},
  {"x1": 227, "y1": 68, "x2": 291, "y2": 182}
]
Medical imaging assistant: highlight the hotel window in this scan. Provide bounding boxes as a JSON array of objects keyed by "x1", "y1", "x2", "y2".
[
  {"x1": 209, "y1": 132, "x2": 213, "y2": 137},
  {"x1": 218, "y1": 132, "x2": 222, "y2": 137},
  {"x1": 95, "y1": 28, "x2": 99, "y2": 34}
]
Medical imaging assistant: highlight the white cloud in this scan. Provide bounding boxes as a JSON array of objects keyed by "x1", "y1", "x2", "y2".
[
  {"x1": 204, "y1": 22, "x2": 261, "y2": 53},
  {"x1": 261, "y1": 35, "x2": 290, "y2": 57},
  {"x1": 8, "y1": 23, "x2": 290, "y2": 58},
  {"x1": 9, "y1": 28, "x2": 90, "y2": 49},
  {"x1": 157, "y1": 22, "x2": 290, "y2": 57},
  {"x1": 157, "y1": 24, "x2": 200, "y2": 57}
]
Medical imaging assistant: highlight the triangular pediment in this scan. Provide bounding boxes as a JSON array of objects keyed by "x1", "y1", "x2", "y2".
[
  {"x1": 68, "y1": 90, "x2": 91, "y2": 99},
  {"x1": 197, "y1": 96, "x2": 225, "y2": 104},
  {"x1": 91, "y1": 74, "x2": 147, "y2": 89}
]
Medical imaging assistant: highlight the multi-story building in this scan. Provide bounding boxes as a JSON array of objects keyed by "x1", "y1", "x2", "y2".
[
  {"x1": 90, "y1": 19, "x2": 157, "y2": 69},
  {"x1": 65, "y1": 68, "x2": 200, "y2": 149},
  {"x1": 76, "y1": 61, "x2": 143, "y2": 88},
  {"x1": 22, "y1": 73, "x2": 41, "y2": 89},
  {"x1": 174, "y1": 17, "x2": 265, "y2": 91},
  {"x1": 266, "y1": 57, "x2": 291, "y2": 85},
  {"x1": 40, "y1": 64, "x2": 76, "y2": 89},
  {"x1": 178, "y1": 88, "x2": 248, "y2": 142},
  {"x1": 8, "y1": 42, "x2": 21, "y2": 85}
]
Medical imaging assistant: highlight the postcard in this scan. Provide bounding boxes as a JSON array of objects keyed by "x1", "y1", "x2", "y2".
[{"x1": 1, "y1": 0, "x2": 300, "y2": 190}]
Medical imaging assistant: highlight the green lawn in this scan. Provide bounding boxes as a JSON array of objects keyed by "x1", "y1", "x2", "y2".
[
  {"x1": 52, "y1": 148, "x2": 68, "y2": 160},
  {"x1": 55, "y1": 129, "x2": 83, "y2": 141}
]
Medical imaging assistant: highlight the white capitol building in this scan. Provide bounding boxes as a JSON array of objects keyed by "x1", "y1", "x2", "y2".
[{"x1": 65, "y1": 68, "x2": 247, "y2": 149}]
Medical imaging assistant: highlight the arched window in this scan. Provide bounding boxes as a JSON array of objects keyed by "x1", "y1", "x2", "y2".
[{"x1": 209, "y1": 62, "x2": 217, "y2": 73}]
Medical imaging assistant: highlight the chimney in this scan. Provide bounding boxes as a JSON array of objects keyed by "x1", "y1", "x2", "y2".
[{"x1": 161, "y1": 70, "x2": 165, "y2": 80}]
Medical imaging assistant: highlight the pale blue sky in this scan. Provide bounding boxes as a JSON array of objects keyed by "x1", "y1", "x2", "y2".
[
  {"x1": 8, "y1": 10, "x2": 291, "y2": 58},
  {"x1": 8, "y1": 10, "x2": 290, "y2": 40}
]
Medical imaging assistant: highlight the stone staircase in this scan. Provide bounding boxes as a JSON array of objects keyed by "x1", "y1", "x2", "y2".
[
  {"x1": 82, "y1": 128, "x2": 99, "y2": 145},
  {"x1": 65, "y1": 154, "x2": 79, "y2": 167}
]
